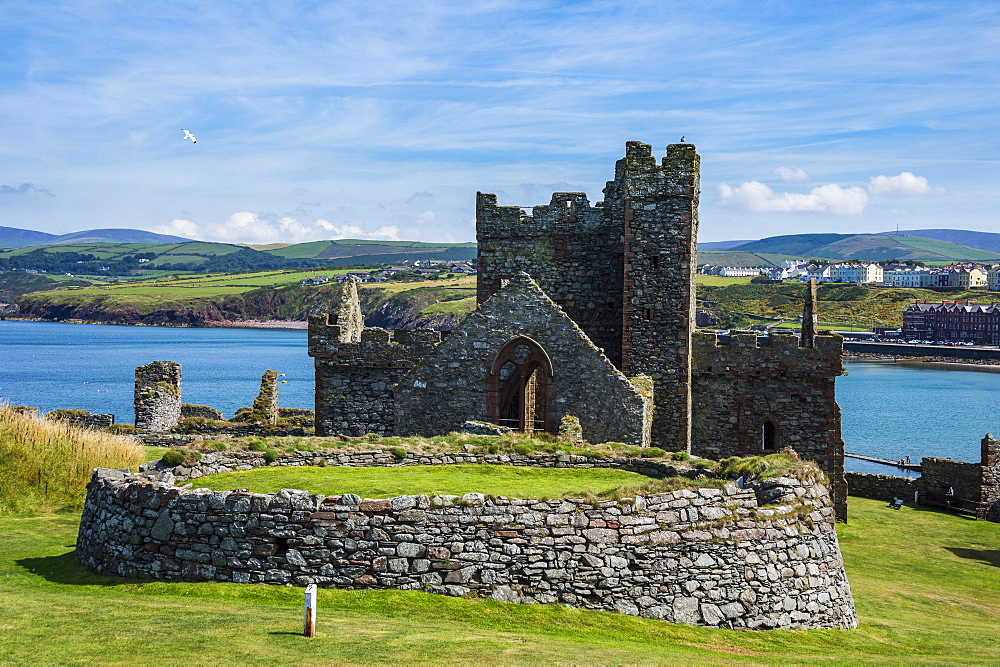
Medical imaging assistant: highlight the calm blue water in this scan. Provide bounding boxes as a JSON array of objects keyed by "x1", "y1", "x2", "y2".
[
  {"x1": 0, "y1": 321, "x2": 313, "y2": 419},
  {"x1": 3, "y1": 321, "x2": 997, "y2": 473},
  {"x1": 837, "y1": 360, "x2": 999, "y2": 474}
]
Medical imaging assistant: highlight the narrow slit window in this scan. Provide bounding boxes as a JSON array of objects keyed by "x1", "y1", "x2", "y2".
[{"x1": 761, "y1": 421, "x2": 777, "y2": 451}]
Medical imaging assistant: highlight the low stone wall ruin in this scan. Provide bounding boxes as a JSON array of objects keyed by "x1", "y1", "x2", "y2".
[{"x1": 76, "y1": 462, "x2": 857, "y2": 630}]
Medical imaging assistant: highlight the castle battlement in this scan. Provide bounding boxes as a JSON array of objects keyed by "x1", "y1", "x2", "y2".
[
  {"x1": 476, "y1": 191, "x2": 609, "y2": 235},
  {"x1": 310, "y1": 323, "x2": 441, "y2": 368},
  {"x1": 692, "y1": 331, "x2": 843, "y2": 377}
]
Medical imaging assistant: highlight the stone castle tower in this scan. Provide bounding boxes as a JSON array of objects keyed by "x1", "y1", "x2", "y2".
[{"x1": 477, "y1": 141, "x2": 699, "y2": 450}]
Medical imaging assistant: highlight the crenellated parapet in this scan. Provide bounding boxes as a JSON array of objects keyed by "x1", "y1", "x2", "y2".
[
  {"x1": 692, "y1": 331, "x2": 843, "y2": 378},
  {"x1": 315, "y1": 327, "x2": 443, "y2": 369}
]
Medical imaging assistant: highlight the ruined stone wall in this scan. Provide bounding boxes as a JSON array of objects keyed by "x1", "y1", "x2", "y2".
[
  {"x1": 309, "y1": 323, "x2": 441, "y2": 436},
  {"x1": 134, "y1": 361, "x2": 182, "y2": 432},
  {"x1": 395, "y1": 274, "x2": 651, "y2": 446},
  {"x1": 77, "y1": 467, "x2": 857, "y2": 630},
  {"x1": 983, "y1": 435, "x2": 1000, "y2": 522},
  {"x1": 252, "y1": 370, "x2": 280, "y2": 425},
  {"x1": 845, "y1": 472, "x2": 918, "y2": 503},
  {"x1": 691, "y1": 331, "x2": 847, "y2": 520},
  {"x1": 920, "y1": 457, "x2": 982, "y2": 501},
  {"x1": 476, "y1": 192, "x2": 623, "y2": 368},
  {"x1": 180, "y1": 404, "x2": 225, "y2": 421},
  {"x1": 609, "y1": 142, "x2": 700, "y2": 451},
  {"x1": 45, "y1": 409, "x2": 115, "y2": 429}
]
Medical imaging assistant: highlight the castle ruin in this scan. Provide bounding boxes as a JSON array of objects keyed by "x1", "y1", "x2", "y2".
[{"x1": 309, "y1": 141, "x2": 847, "y2": 519}]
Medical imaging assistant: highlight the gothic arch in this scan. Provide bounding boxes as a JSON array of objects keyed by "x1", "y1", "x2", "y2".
[{"x1": 486, "y1": 336, "x2": 555, "y2": 434}]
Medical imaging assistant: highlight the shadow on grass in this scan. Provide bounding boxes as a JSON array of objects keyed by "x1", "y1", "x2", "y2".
[
  {"x1": 901, "y1": 503, "x2": 981, "y2": 521},
  {"x1": 945, "y1": 548, "x2": 1000, "y2": 568},
  {"x1": 16, "y1": 550, "x2": 141, "y2": 586}
]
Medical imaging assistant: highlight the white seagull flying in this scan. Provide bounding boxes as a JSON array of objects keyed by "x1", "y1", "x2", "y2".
[{"x1": 182, "y1": 129, "x2": 197, "y2": 144}]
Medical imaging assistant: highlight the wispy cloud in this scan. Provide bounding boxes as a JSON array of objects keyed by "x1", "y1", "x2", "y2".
[
  {"x1": 154, "y1": 213, "x2": 401, "y2": 244},
  {"x1": 773, "y1": 167, "x2": 810, "y2": 182},
  {"x1": 0, "y1": 183, "x2": 55, "y2": 197}
]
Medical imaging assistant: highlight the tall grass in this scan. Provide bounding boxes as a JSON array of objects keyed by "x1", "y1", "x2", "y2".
[{"x1": 0, "y1": 407, "x2": 145, "y2": 514}]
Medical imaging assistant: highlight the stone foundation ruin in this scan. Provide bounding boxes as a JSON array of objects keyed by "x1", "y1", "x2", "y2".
[{"x1": 76, "y1": 455, "x2": 857, "y2": 630}]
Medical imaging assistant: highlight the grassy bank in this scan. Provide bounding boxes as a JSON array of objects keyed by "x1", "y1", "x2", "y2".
[
  {"x1": 0, "y1": 498, "x2": 997, "y2": 663},
  {"x1": 700, "y1": 281, "x2": 1000, "y2": 328},
  {"x1": 0, "y1": 408, "x2": 144, "y2": 514}
]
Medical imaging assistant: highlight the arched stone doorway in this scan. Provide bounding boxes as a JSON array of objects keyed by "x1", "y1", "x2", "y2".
[{"x1": 487, "y1": 337, "x2": 554, "y2": 434}]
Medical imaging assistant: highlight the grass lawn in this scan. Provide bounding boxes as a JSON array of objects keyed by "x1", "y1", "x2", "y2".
[
  {"x1": 1, "y1": 497, "x2": 998, "y2": 663},
  {"x1": 191, "y1": 464, "x2": 647, "y2": 499}
]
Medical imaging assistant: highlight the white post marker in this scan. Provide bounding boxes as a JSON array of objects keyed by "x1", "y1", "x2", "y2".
[{"x1": 304, "y1": 583, "x2": 318, "y2": 637}]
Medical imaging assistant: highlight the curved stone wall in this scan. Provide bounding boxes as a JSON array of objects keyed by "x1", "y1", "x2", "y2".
[{"x1": 77, "y1": 464, "x2": 857, "y2": 630}]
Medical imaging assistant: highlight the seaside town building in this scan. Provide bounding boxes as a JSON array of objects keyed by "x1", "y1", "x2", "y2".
[{"x1": 902, "y1": 300, "x2": 1000, "y2": 344}]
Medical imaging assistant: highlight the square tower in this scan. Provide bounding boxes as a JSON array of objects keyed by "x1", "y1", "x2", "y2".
[{"x1": 476, "y1": 141, "x2": 699, "y2": 449}]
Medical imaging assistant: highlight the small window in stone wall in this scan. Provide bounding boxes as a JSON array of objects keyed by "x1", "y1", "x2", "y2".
[
  {"x1": 490, "y1": 275, "x2": 513, "y2": 296},
  {"x1": 642, "y1": 308, "x2": 653, "y2": 321},
  {"x1": 762, "y1": 420, "x2": 777, "y2": 451},
  {"x1": 651, "y1": 255, "x2": 660, "y2": 269}
]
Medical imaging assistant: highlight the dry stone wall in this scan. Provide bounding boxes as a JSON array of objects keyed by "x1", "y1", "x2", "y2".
[
  {"x1": 180, "y1": 404, "x2": 225, "y2": 421},
  {"x1": 77, "y1": 465, "x2": 857, "y2": 630}
]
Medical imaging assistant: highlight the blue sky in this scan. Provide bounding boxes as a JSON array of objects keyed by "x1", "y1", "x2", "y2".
[{"x1": 1, "y1": 1, "x2": 998, "y2": 244}]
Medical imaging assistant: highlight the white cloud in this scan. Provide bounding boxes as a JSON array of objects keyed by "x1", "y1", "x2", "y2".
[
  {"x1": 772, "y1": 166, "x2": 810, "y2": 182},
  {"x1": 718, "y1": 181, "x2": 868, "y2": 216},
  {"x1": 156, "y1": 218, "x2": 200, "y2": 239},
  {"x1": 153, "y1": 213, "x2": 401, "y2": 243},
  {"x1": 868, "y1": 172, "x2": 936, "y2": 196}
]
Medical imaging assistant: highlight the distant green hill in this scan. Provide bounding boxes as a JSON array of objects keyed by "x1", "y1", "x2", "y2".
[
  {"x1": 0, "y1": 225, "x2": 191, "y2": 248},
  {"x1": 0, "y1": 226, "x2": 57, "y2": 248},
  {"x1": 265, "y1": 239, "x2": 476, "y2": 264},
  {"x1": 880, "y1": 229, "x2": 1000, "y2": 254},
  {"x1": 0, "y1": 238, "x2": 477, "y2": 275},
  {"x1": 47, "y1": 228, "x2": 192, "y2": 244},
  {"x1": 729, "y1": 233, "x2": 1000, "y2": 262}
]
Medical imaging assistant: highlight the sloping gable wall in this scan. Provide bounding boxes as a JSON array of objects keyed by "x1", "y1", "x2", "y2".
[{"x1": 395, "y1": 273, "x2": 651, "y2": 446}]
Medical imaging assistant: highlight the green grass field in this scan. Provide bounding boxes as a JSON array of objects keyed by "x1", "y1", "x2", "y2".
[
  {"x1": 192, "y1": 464, "x2": 647, "y2": 499},
  {"x1": 1, "y1": 497, "x2": 997, "y2": 663}
]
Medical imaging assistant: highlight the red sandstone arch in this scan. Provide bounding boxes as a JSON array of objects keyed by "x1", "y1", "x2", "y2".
[{"x1": 486, "y1": 336, "x2": 555, "y2": 434}]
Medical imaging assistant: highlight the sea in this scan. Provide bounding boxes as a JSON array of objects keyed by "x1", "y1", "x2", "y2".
[{"x1": 2, "y1": 320, "x2": 998, "y2": 475}]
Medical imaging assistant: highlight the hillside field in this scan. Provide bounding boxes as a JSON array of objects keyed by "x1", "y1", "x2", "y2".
[{"x1": 699, "y1": 282, "x2": 1000, "y2": 328}]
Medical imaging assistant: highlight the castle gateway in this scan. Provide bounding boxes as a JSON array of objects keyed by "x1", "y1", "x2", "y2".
[{"x1": 309, "y1": 142, "x2": 847, "y2": 519}]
